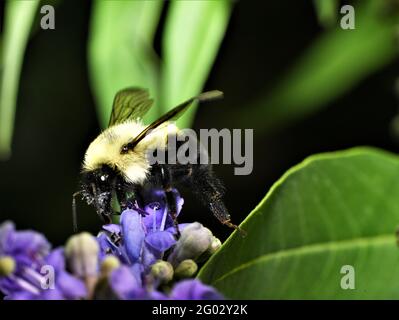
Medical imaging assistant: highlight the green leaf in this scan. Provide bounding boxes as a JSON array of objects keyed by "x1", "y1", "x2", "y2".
[
  {"x1": 232, "y1": 0, "x2": 399, "y2": 132},
  {"x1": 88, "y1": 0, "x2": 163, "y2": 128},
  {"x1": 160, "y1": 0, "x2": 232, "y2": 128},
  {"x1": 313, "y1": 0, "x2": 338, "y2": 28},
  {"x1": 199, "y1": 147, "x2": 399, "y2": 299},
  {"x1": 0, "y1": 0, "x2": 39, "y2": 159}
]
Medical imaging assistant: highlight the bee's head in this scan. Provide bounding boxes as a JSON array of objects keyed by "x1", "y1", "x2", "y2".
[{"x1": 80, "y1": 165, "x2": 117, "y2": 219}]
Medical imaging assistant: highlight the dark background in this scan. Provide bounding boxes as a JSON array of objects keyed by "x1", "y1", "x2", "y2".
[{"x1": 0, "y1": 0, "x2": 398, "y2": 245}]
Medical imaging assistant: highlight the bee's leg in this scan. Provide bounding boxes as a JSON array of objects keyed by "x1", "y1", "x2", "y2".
[
  {"x1": 118, "y1": 196, "x2": 132, "y2": 211},
  {"x1": 101, "y1": 213, "x2": 113, "y2": 225},
  {"x1": 167, "y1": 133, "x2": 242, "y2": 233},
  {"x1": 109, "y1": 231, "x2": 122, "y2": 246},
  {"x1": 115, "y1": 181, "x2": 140, "y2": 212},
  {"x1": 188, "y1": 164, "x2": 246, "y2": 236},
  {"x1": 102, "y1": 198, "x2": 115, "y2": 224},
  {"x1": 168, "y1": 161, "x2": 236, "y2": 230},
  {"x1": 159, "y1": 165, "x2": 181, "y2": 238}
]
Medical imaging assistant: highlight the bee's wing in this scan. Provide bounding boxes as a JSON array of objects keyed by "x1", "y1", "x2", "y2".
[
  {"x1": 123, "y1": 90, "x2": 223, "y2": 151},
  {"x1": 108, "y1": 87, "x2": 154, "y2": 127}
]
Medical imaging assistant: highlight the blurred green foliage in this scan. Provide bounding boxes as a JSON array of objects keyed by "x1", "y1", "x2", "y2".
[
  {"x1": 161, "y1": 0, "x2": 232, "y2": 127},
  {"x1": 231, "y1": 0, "x2": 399, "y2": 131},
  {"x1": 88, "y1": 0, "x2": 163, "y2": 127},
  {"x1": 0, "y1": 0, "x2": 39, "y2": 159},
  {"x1": 89, "y1": 0, "x2": 232, "y2": 129},
  {"x1": 313, "y1": 0, "x2": 338, "y2": 28}
]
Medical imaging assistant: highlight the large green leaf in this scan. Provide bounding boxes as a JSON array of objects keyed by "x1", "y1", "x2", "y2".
[
  {"x1": 0, "y1": 0, "x2": 39, "y2": 159},
  {"x1": 199, "y1": 147, "x2": 399, "y2": 299},
  {"x1": 88, "y1": 0, "x2": 163, "y2": 127},
  {"x1": 231, "y1": 0, "x2": 399, "y2": 131},
  {"x1": 160, "y1": 0, "x2": 232, "y2": 128}
]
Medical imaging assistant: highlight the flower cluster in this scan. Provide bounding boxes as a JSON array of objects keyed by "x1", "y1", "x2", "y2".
[
  {"x1": 0, "y1": 189, "x2": 223, "y2": 300},
  {"x1": 0, "y1": 222, "x2": 86, "y2": 299}
]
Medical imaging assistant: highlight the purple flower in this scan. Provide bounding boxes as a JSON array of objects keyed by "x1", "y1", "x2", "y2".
[
  {"x1": 108, "y1": 267, "x2": 222, "y2": 300},
  {"x1": 141, "y1": 188, "x2": 184, "y2": 233},
  {"x1": 98, "y1": 189, "x2": 184, "y2": 269},
  {"x1": 96, "y1": 188, "x2": 223, "y2": 300},
  {"x1": 0, "y1": 222, "x2": 86, "y2": 300},
  {"x1": 0, "y1": 221, "x2": 50, "y2": 271},
  {"x1": 0, "y1": 188, "x2": 224, "y2": 300},
  {"x1": 44, "y1": 248, "x2": 87, "y2": 299}
]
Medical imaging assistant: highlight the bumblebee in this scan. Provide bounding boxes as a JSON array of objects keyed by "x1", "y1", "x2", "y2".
[{"x1": 73, "y1": 88, "x2": 238, "y2": 233}]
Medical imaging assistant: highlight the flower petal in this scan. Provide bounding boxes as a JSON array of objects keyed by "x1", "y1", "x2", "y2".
[
  {"x1": 141, "y1": 188, "x2": 184, "y2": 232},
  {"x1": 170, "y1": 279, "x2": 223, "y2": 300},
  {"x1": 40, "y1": 288, "x2": 65, "y2": 300},
  {"x1": 56, "y1": 271, "x2": 87, "y2": 300},
  {"x1": 148, "y1": 290, "x2": 168, "y2": 300},
  {"x1": 0, "y1": 276, "x2": 21, "y2": 295},
  {"x1": 142, "y1": 244, "x2": 161, "y2": 269},
  {"x1": 125, "y1": 289, "x2": 165, "y2": 300},
  {"x1": 145, "y1": 231, "x2": 176, "y2": 252},
  {"x1": 9, "y1": 230, "x2": 51, "y2": 258},
  {"x1": 143, "y1": 205, "x2": 166, "y2": 232},
  {"x1": 102, "y1": 224, "x2": 121, "y2": 234},
  {"x1": 165, "y1": 223, "x2": 190, "y2": 235},
  {"x1": 0, "y1": 221, "x2": 15, "y2": 254},
  {"x1": 109, "y1": 265, "x2": 142, "y2": 299},
  {"x1": 121, "y1": 210, "x2": 145, "y2": 263},
  {"x1": 45, "y1": 248, "x2": 65, "y2": 271},
  {"x1": 4, "y1": 290, "x2": 37, "y2": 300}
]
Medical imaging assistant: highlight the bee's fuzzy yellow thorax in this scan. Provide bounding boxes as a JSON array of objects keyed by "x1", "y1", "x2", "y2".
[{"x1": 82, "y1": 120, "x2": 178, "y2": 185}]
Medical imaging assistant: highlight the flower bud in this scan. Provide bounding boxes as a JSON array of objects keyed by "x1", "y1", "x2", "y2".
[
  {"x1": 100, "y1": 256, "x2": 121, "y2": 277},
  {"x1": 0, "y1": 256, "x2": 16, "y2": 276},
  {"x1": 168, "y1": 222, "x2": 213, "y2": 267},
  {"x1": 208, "y1": 237, "x2": 222, "y2": 255},
  {"x1": 174, "y1": 259, "x2": 198, "y2": 279},
  {"x1": 150, "y1": 260, "x2": 174, "y2": 284},
  {"x1": 93, "y1": 277, "x2": 119, "y2": 300},
  {"x1": 65, "y1": 232, "x2": 99, "y2": 278},
  {"x1": 197, "y1": 236, "x2": 222, "y2": 263}
]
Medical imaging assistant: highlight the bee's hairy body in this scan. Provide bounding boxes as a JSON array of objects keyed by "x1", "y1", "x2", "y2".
[{"x1": 83, "y1": 120, "x2": 178, "y2": 185}]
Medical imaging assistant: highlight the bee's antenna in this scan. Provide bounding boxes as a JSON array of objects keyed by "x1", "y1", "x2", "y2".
[{"x1": 72, "y1": 191, "x2": 82, "y2": 233}]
